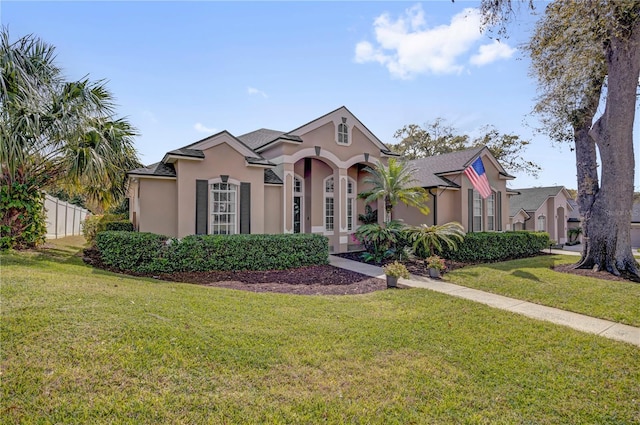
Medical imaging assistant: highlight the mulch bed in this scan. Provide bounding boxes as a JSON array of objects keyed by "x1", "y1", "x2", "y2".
[
  {"x1": 83, "y1": 248, "x2": 636, "y2": 296},
  {"x1": 83, "y1": 248, "x2": 386, "y2": 295}
]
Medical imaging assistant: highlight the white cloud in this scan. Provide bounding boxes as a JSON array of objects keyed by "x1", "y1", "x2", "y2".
[
  {"x1": 354, "y1": 4, "x2": 514, "y2": 79},
  {"x1": 194, "y1": 122, "x2": 218, "y2": 134},
  {"x1": 470, "y1": 40, "x2": 516, "y2": 66},
  {"x1": 247, "y1": 86, "x2": 268, "y2": 98}
]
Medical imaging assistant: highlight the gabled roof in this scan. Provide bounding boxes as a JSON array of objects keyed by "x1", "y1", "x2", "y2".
[
  {"x1": 508, "y1": 186, "x2": 572, "y2": 217},
  {"x1": 567, "y1": 198, "x2": 581, "y2": 222},
  {"x1": 127, "y1": 161, "x2": 279, "y2": 185},
  {"x1": 237, "y1": 128, "x2": 303, "y2": 151},
  {"x1": 287, "y1": 105, "x2": 393, "y2": 154},
  {"x1": 166, "y1": 148, "x2": 205, "y2": 158},
  {"x1": 407, "y1": 146, "x2": 486, "y2": 188},
  {"x1": 264, "y1": 168, "x2": 283, "y2": 185},
  {"x1": 128, "y1": 162, "x2": 176, "y2": 178}
]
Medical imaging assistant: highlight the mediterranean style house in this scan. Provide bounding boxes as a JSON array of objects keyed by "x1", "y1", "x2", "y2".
[
  {"x1": 127, "y1": 106, "x2": 515, "y2": 253},
  {"x1": 508, "y1": 186, "x2": 575, "y2": 244}
]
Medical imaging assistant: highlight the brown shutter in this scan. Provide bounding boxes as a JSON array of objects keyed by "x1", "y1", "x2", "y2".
[
  {"x1": 196, "y1": 180, "x2": 208, "y2": 235},
  {"x1": 468, "y1": 189, "x2": 474, "y2": 232},
  {"x1": 240, "y1": 182, "x2": 251, "y2": 234}
]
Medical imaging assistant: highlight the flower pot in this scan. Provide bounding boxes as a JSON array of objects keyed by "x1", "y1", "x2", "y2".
[
  {"x1": 386, "y1": 275, "x2": 398, "y2": 288},
  {"x1": 428, "y1": 267, "x2": 440, "y2": 279}
]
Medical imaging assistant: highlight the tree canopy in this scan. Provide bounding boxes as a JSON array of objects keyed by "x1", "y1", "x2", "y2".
[
  {"x1": 359, "y1": 158, "x2": 430, "y2": 222},
  {"x1": 391, "y1": 118, "x2": 541, "y2": 177},
  {"x1": 1, "y1": 29, "x2": 141, "y2": 248},
  {"x1": 483, "y1": 0, "x2": 640, "y2": 277}
]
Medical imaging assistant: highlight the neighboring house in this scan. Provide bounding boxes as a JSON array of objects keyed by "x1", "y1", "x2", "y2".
[
  {"x1": 127, "y1": 106, "x2": 516, "y2": 253},
  {"x1": 393, "y1": 146, "x2": 515, "y2": 232},
  {"x1": 632, "y1": 202, "x2": 640, "y2": 248},
  {"x1": 509, "y1": 186, "x2": 574, "y2": 244},
  {"x1": 566, "y1": 198, "x2": 583, "y2": 243}
]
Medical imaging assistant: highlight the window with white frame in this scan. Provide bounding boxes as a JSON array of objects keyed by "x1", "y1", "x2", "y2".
[
  {"x1": 537, "y1": 215, "x2": 546, "y2": 231},
  {"x1": 210, "y1": 182, "x2": 237, "y2": 234},
  {"x1": 486, "y1": 192, "x2": 495, "y2": 231},
  {"x1": 294, "y1": 177, "x2": 302, "y2": 194},
  {"x1": 347, "y1": 179, "x2": 356, "y2": 231},
  {"x1": 324, "y1": 177, "x2": 334, "y2": 231},
  {"x1": 473, "y1": 190, "x2": 483, "y2": 231},
  {"x1": 338, "y1": 123, "x2": 348, "y2": 145}
]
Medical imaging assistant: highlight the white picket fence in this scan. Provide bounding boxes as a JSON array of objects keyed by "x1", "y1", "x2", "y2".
[{"x1": 44, "y1": 194, "x2": 90, "y2": 239}]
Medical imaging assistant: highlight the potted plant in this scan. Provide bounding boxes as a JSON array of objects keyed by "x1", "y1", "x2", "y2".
[
  {"x1": 382, "y1": 261, "x2": 410, "y2": 288},
  {"x1": 425, "y1": 255, "x2": 446, "y2": 278}
]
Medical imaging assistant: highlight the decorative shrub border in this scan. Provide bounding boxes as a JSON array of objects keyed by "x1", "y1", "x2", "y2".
[
  {"x1": 440, "y1": 231, "x2": 550, "y2": 263},
  {"x1": 95, "y1": 232, "x2": 329, "y2": 274}
]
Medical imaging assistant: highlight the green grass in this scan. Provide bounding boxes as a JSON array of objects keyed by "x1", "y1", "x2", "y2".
[
  {"x1": 2, "y1": 239, "x2": 639, "y2": 424},
  {"x1": 445, "y1": 255, "x2": 640, "y2": 327}
]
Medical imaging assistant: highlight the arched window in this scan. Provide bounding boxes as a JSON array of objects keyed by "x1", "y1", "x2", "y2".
[
  {"x1": 324, "y1": 177, "x2": 334, "y2": 232},
  {"x1": 338, "y1": 123, "x2": 348, "y2": 145}
]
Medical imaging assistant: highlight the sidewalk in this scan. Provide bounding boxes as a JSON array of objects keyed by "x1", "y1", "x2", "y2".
[{"x1": 329, "y1": 255, "x2": 640, "y2": 347}]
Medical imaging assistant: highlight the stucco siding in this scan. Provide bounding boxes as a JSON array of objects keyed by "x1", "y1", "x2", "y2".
[
  {"x1": 264, "y1": 185, "x2": 283, "y2": 234},
  {"x1": 436, "y1": 189, "x2": 462, "y2": 226},
  {"x1": 138, "y1": 179, "x2": 178, "y2": 237},
  {"x1": 175, "y1": 142, "x2": 266, "y2": 237}
]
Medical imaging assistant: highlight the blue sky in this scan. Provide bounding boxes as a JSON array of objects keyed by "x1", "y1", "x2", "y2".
[{"x1": 2, "y1": 1, "x2": 639, "y2": 190}]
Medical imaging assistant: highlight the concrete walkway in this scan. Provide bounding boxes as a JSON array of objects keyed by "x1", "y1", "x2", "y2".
[{"x1": 329, "y1": 255, "x2": 640, "y2": 347}]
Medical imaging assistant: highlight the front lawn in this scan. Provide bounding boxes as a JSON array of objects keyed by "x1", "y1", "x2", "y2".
[
  {"x1": 2, "y1": 239, "x2": 639, "y2": 424},
  {"x1": 445, "y1": 255, "x2": 640, "y2": 327}
]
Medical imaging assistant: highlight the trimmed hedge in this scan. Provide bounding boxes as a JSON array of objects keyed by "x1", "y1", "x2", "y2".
[
  {"x1": 105, "y1": 221, "x2": 134, "y2": 232},
  {"x1": 441, "y1": 231, "x2": 550, "y2": 263},
  {"x1": 95, "y1": 232, "x2": 329, "y2": 274},
  {"x1": 82, "y1": 214, "x2": 132, "y2": 243}
]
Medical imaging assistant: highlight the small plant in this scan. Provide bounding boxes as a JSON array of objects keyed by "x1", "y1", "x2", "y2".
[
  {"x1": 426, "y1": 255, "x2": 446, "y2": 271},
  {"x1": 382, "y1": 261, "x2": 410, "y2": 278},
  {"x1": 355, "y1": 220, "x2": 406, "y2": 263}
]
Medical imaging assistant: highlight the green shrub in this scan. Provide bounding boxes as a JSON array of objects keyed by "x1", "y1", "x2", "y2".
[
  {"x1": 440, "y1": 231, "x2": 550, "y2": 263},
  {"x1": 105, "y1": 221, "x2": 134, "y2": 232},
  {"x1": 354, "y1": 220, "x2": 407, "y2": 263},
  {"x1": 83, "y1": 214, "x2": 131, "y2": 243},
  {"x1": 95, "y1": 231, "x2": 171, "y2": 273},
  {"x1": 95, "y1": 232, "x2": 329, "y2": 274},
  {"x1": 1, "y1": 182, "x2": 47, "y2": 250}
]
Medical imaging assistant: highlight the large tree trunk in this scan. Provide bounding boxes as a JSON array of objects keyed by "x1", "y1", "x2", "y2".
[{"x1": 577, "y1": 17, "x2": 640, "y2": 277}]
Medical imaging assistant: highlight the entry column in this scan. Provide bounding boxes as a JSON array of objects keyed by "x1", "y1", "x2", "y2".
[{"x1": 334, "y1": 167, "x2": 348, "y2": 253}]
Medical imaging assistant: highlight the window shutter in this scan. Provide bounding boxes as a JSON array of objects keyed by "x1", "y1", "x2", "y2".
[
  {"x1": 497, "y1": 191, "x2": 503, "y2": 231},
  {"x1": 240, "y1": 182, "x2": 251, "y2": 234},
  {"x1": 195, "y1": 180, "x2": 208, "y2": 235},
  {"x1": 468, "y1": 188, "x2": 473, "y2": 232}
]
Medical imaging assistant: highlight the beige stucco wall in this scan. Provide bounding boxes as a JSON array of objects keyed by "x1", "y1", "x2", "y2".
[
  {"x1": 264, "y1": 185, "x2": 283, "y2": 234},
  {"x1": 174, "y1": 141, "x2": 267, "y2": 238},
  {"x1": 510, "y1": 210, "x2": 529, "y2": 230},
  {"x1": 137, "y1": 178, "x2": 178, "y2": 237}
]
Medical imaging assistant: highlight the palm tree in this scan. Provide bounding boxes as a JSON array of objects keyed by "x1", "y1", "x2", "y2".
[
  {"x1": 358, "y1": 158, "x2": 430, "y2": 221},
  {"x1": 1, "y1": 29, "x2": 140, "y2": 247}
]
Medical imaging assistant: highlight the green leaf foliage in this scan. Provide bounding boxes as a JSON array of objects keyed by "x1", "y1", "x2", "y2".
[
  {"x1": 95, "y1": 232, "x2": 329, "y2": 274},
  {"x1": 104, "y1": 220, "x2": 134, "y2": 232},
  {"x1": 82, "y1": 213, "x2": 129, "y2": 243},
  {"x1": 440, "y1": 231, "x2": 550, "y2": 263},
  {"x1": 0, "y1": 182, "x2": 46, "y2": 250},
  {"x1": 354, "y1": 220, "x2": 409, "y2": 263}
]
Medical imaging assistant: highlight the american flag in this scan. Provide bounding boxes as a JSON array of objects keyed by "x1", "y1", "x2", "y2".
[{"x1": 464, "y1": 157, "x2": 492, "y2": 199}]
